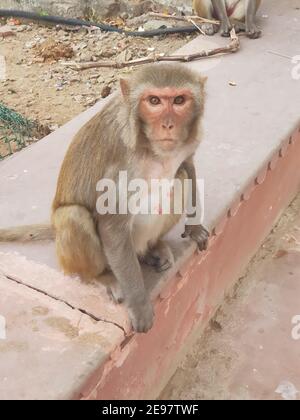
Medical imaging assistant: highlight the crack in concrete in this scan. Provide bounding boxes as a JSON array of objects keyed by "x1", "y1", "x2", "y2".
[{"x1": 3, "y1": 273, "x2": 126, "y2": 335}]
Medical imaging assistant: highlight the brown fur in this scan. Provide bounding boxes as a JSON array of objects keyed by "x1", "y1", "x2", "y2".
[
  {"x1": 193, "y1": 0, "x2": 262, "y2": 38},
  {"x1": 0, "y1": 64, "x2": 208, "y2": 333}
]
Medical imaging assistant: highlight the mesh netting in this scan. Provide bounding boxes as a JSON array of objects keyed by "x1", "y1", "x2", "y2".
[{"x1": 0, "y1": 102, "x2": 38, "y2": 159}]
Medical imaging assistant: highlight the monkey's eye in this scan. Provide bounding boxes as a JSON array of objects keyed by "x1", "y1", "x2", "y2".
[
  {"x1": 174, "y1": 96, "x2": 185, "y2": 105},
  {"x1": 149, "y1": 96, "x2": 161, "y2": 105}
]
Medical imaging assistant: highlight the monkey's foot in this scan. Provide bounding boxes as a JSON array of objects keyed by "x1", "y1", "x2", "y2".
[
  {"x1": 106, "y1": 283, "x2": 124, "y2": 304},
  {"x1": 220, "y1": 23, "x2": 232, "y2": 37},
  {"x1": 246, "y1": 24, "x2": 262, "y2": 39},
  {"x1": 233, "y1": 21, "x2": 246, "y2": 33},
  {"x1": 142, "y1": 241, "x2": 174, "y2": 273},
  {"x1": 128, "y1": 298, "x2": 154, "y2": 333},
  {"x1": 182, "y1": 224, "x2": 210, "y2": 251},
  {"x1": 200, "y1": 23, "x2": 218, "y2": 36}
]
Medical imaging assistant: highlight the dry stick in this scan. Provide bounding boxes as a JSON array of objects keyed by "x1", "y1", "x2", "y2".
[
  {"x1": 148, "y1": 12, "x2": 220, "y2": 25},
  {"x1": 189, "y1": 18, "x2": 206, "y2": 35},
  {"x1": 64, "y1": 29, "x2": 239, "y2": 71}
]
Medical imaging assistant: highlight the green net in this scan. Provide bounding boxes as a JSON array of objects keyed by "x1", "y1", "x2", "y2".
[{"x1": 0, "y1": 102, "x2": 38, "y2": 159}]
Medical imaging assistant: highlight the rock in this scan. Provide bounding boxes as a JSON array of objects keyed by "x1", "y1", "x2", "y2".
[
  {"x1": 85, "y1": 97, "x2": 98, "y2": 106},
  {"x1": 101, "y1": 85, "x2": 112, "y2": 98},
  {"x1": 15, "y1": 25, "x2": 29, "y2": 32},
  {"x1": 101, "y1": 49, "x2": 117, "y2": 59},
  {"x1": 74, "y1": 95, "x2": 84, "y2": 103},
  {"x1": 142, "y1": 20, "x2": 169, "y2": 31},
  {"x1": 0, "y1": 25, "x2": 16, "y2": 38},
  {"x1": 74, "y1": 42, "x2": 88, "y2": 51},
  {"x1": 34, "y1": 38, "x2": 74, "y2": 61},
  {"x1": 85, "y1": 0, "x2": 126, "y2": 18},
  {"x1": 25, "y1": 40, "x2": 38, "y2": 49},
  {"x1": 131, "y1": 0, "x2": 158, "y2": 18},
  {"x1": 79, "y1": 52, "x2": 93, "y2": 62}
]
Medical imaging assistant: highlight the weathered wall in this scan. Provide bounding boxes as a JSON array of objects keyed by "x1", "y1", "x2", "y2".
[{"x1": 0, "y1": 0, "x2": 193, "y2": 18}]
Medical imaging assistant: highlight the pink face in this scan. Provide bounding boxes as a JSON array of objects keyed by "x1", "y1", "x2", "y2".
[{"x1": 139, "y1": 87, "x2": 195, "y2": 152}]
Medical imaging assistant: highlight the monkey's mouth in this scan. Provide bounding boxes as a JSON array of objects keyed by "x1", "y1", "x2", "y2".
[
  {"x1": 157, "y1": 138, "x2": 177, "y2": 151},
  {"x1": 158, "y1": 138, "x2": 176, "y2": 144}
]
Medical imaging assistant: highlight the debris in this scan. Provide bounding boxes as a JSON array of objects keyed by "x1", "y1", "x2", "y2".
[
  {"x1": 6, "y1": 18, "x2": 22, "y2": 26},
  {"x1": 15, "y1": 25, "x2": 29, "y2": 33},
  {"x1": 0, "y1": 12, "x2": 194, "y2": 158},
  {"x1": 64, "y1": 29, "x2": 240, "y2": 71},
  {"x1": 275, "y1": 381, "x2": 299, "y2": 401},
  {"x1": 274, "y1": 249, "x2": 288, "y2": 259},
  {"x1": 0, "y1": 25, "x2": 16, "y2": 38},
  {"x1": 79, "y1": 52, "x2": 93, "y2": 63},
  {"x1": 101, "y1": 85, "x2": 112, "y2": 98},
  {"x1": 229, "y1": 81, "x2": 237, "y2": 86},
  {"x1": 25, "y1": 39, "x2": 39, "y2": 49},
  {"x1": 85, "y1": 97, "x2": 98, "y2": 107},
  {"x1": 142, "y1": 20, "x2": 169, "y2": 31},
  {"x1": 34, "y1": 38, "x2": 74, "y2": 62},
  {"x1": 209, "y1": 320, "x2": 223, "y2": 332}
]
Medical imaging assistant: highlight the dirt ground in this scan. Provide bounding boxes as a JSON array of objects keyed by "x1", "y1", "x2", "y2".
[
  {"x1": 0, "y1": 17, "x2": 195, "y2": 157},
  {"x1": 161, "y1": 192, "x2": 300, "y2": 400}
]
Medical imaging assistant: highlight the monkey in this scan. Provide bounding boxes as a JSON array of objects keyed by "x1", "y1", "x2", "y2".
[
  {"x1": 0, "y1": 64, "x2": 209, "y2": 333},
  {"x1": 193, "y1": 0, "x2": 262, "y2": 39}
]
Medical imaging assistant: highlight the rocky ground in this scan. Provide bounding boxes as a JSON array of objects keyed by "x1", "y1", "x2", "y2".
[{"x1": 0, "y1": 15, "x2": 196, "y2": 158}]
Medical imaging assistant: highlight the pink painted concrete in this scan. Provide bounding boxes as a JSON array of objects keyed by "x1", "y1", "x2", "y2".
[
  {"x1": 162, "y1": 211, "x2": 300, "y2": 400},
  {"x1": 0, "y1": 273, "x2": 124, "y2": 400},
  {"x1": 79, "y1": 128, "x2": 300, "y2": 399},
  {"x1": 0, "y1": 253, "x2": 130, "y2": 331}
]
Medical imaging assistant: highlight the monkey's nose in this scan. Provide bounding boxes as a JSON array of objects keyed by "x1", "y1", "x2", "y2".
[{"x1": 162, "y1": 123, "x2": 174, "y2": 130}]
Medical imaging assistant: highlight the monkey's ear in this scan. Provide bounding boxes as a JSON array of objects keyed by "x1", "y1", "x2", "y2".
[{"x1": 120, "y1": 78, "x2": 130, "y2": 99}]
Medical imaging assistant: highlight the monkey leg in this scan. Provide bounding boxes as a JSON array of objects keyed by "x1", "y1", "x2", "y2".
[
  {"x1": 106, "y1": 282, "x2": 125, "y2": 304},
  {"x1": 211, "y1": 0, "x2": 232, "y2": 37},
  {"x1": 231, "y1": 19, "x2": 246, "y2": 33},
  {"x1": 52, "y1": 205, "x2": 106, "y2": 280},
  {"x1": 245, "y1": 0, "x2": 262, "y2": 39},
  {"x1": 192, "y1": 0, "x2": 219, "y2": 35}
]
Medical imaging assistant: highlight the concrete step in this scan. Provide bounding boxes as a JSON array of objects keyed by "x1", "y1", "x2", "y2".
[
  {"x1": 161, "y1": 195, "x2": 300, "y2": 400},
  {"x1": 0, "y1": 0, "x2": 300, "y2": 399}
]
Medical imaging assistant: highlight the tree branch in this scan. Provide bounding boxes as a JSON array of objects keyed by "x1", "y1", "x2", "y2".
[
  {"x1": 148, "y1": 12, "x2": 220, "y2": 26},
  {"x1": 62, "y1": 29, "x2": 239, "y2": 71}
]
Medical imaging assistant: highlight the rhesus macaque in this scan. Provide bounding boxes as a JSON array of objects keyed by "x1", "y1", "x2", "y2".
[
  {"x1": 193, "y1": 0, "x2": 262, "y2": 38},
  {"x1": 0, "y1": 64, "x2": 209, "y2": 333}
]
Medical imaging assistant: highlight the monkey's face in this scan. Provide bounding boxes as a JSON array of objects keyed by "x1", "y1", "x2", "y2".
[{"x1": 138, "y1": 87, "x2": 196, "y2": 153}]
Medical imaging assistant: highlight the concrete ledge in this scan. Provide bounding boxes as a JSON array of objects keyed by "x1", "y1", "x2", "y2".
[{"x1": 0, "y1": 0, "x2": 300, "y2": 400}]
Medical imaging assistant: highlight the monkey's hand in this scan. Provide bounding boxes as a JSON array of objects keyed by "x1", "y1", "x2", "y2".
[
  {"x1": 182, "y1": 224, "x2": 209, "y2": 251},
  {"x1": 128, "y1": 296, "x2": 154, "y2": 334}
]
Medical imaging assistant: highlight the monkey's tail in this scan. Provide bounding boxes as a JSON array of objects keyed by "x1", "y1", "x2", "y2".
[{"x1": 0, "y1": 224, "x2": 55, "y2": 242}]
